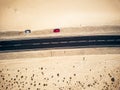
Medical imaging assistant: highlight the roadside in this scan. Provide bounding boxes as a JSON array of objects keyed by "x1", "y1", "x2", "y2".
[
  {"x1": 0, "y1": 25, "x2": 120, "y2": 40},
  {"x1": 0, "y1": 47, "x2": 120, "y2": 60}
]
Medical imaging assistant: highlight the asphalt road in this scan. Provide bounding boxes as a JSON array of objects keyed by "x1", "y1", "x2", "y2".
[{"x1": 0, "y1": 35, "x2": 120, "y2": 52}]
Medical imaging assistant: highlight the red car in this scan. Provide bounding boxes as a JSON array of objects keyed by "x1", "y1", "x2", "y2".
[{"x1": 53, "y1": 28, "x2": 60, "y2": 33}]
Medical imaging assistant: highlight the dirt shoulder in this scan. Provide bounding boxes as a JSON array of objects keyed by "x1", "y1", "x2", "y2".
[
  {"x1": 0, "y1": 25, "x2": 120, "y2": 40},
  {"x1": 0, "y1": 47, "x2": 120, "y2": 60}
]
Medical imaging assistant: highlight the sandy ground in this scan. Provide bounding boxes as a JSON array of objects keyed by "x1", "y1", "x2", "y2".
[
  {"x1": 0, "y1": 53, "x2": 120, "y2": 90},
  {"x1": 0, "y1": 1, "x2": 120, "y2": 90},
  {"x1": 0, "y1": 47, "x2": 120, "y2": 60},
  {"x1": 0, "y1": 48, "x2": 120, "y2": 90},
  {"x1": 0, "y1": 26, "x2": 120, "y2": 40},
  {"x1": 0, "y1": 0, "x2": 120, "y2": 31}
]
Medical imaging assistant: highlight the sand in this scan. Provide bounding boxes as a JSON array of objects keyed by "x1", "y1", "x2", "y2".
[
  {"x1": 0, "y1": 54, "x2": 120, "y2": 90},
  {"x1": 0, "y1": 26, "x2": 120, "y2": 40},
  {"x1": 0, "y1": 0, "x2": 120, "y2": 31}
]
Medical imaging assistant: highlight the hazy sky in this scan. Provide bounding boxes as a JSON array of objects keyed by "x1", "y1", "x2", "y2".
[{"x1": 0, "y1": 0, "x2": 120, "y2": 31}]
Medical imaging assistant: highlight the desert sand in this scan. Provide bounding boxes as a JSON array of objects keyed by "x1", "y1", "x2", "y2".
[
  {"x1": 0, "y1": 0, "x2": 120, "y2": 90},
  {"x1": 0, "y1": 0, "x2": 120, "y2": 31},
  {"x1": 0, "y1": 26, "x2": 120, "y2": 40},
  {"x1": 0, "y1": 53, "x2": 120, "y2": 90},
  {"x1": 0, "y1": 48, "x2": 120, "y2": 90}
]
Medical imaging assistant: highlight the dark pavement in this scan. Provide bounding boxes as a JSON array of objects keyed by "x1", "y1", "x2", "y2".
[{"x1": 0, "y1": 35, "x2": 120, "y2": 52}]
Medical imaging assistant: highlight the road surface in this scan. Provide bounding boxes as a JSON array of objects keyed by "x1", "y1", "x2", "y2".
[{"x1": 0, "y1": 35, "x2": 120, "y2": 52}]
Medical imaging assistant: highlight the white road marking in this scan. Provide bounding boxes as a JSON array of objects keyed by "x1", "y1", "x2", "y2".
[
  {"x1": 32, "y1": 43, "x2": 41, "y2": 45},
  {"x1": 13, "y1": 44, "x2": 21, "y2": 46},
  {"x1": 97, "y1": 40, "x2": 105, "y2": 42},
  {"x1": 69, "y1": 40, "x2": 88, "y2": 43},
  {"x1": 69, "y1": 41, "x2": 77, "y2": 43},
  {"x1": 60, "y1": 41, "x2": 68, "y2": 43},
  {"x1": 107, "y1": 40, "x2": 115, "y2": 42},
  {"x1": 41, "y1": 42, "x2": 50, "y2": 44},
  {"x1": 88, "y1": 40, "x2": 96, "y2": 42},
  {"x1": 116, "y1": 39, "x2": 120, "y2": 41},
  {"x1": 51, "y1": 42, "x2": 59, "y2": 44},
  {"x1": 76, "y1": 40, "x2": 87, "y2": 43}
]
